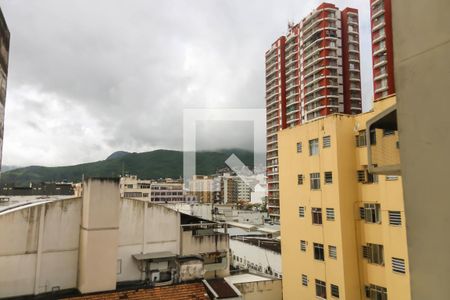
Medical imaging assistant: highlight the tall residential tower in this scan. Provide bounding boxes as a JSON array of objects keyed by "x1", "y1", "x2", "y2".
[
  {"x1": 370, "y1": 0, "x2": 395, "y2": 100},
  {"x1": 0, "y1": 7, "x2": 9, "y2": 169},
  {"x1": 266, "y1": 3, "x2": 362, "y2": 223}
]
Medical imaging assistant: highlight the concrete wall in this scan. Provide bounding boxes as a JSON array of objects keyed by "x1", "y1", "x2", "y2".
[
  {"x1": 234, "y1": 280, "x2": 282, "y2": 300},
  {"x1": 0, "y1": 197, "x2": 82, "y2": 298},
  {"x1": 117, "y1": 198, "x2": 180, "y2": 282},
  {"x1": 78, "y1": 178, "x2": 120, "y2": 294},
  {"x1": 392, "y1": 0, "x2": 450, "y2": 298},
  {"x1": 230, "y1": 239, "x2": 281, "y2": 278}
]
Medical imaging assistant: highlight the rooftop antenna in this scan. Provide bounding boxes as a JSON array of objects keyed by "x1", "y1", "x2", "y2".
[{"x1": 288, "y1": 20, "x2": 295, "y2": 29}]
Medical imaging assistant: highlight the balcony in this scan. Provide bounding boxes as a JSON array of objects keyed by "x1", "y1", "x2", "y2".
[
  {"x1": 372, "y1": 5, "x2": 385, "y2": 19},
  {"x1": 366, "y1": 104, "x2": 400, "y2": 175}
]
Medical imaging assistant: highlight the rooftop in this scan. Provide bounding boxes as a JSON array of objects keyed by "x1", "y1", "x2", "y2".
[{"x1": 64, "y1": 283, "x2": 209, "y2": 300}]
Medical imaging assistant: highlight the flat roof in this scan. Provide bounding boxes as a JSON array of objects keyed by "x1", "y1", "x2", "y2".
[
  {"x1": 132, "y1": 251, "x2": 176, "y2": 261},
  {"x1": 226, "y1": 273, "x2": 276, "y2": 284}
]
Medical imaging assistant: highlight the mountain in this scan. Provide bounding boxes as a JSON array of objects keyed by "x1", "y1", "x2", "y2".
[
  {"x1": 1, "y1": 165, "x2": 20, "y2": 172},
  {"x1": 106, "y1": 151, "x2": 131, "y2": 160},
  {"x1": 0, "y1": 149, "x2": 254, "y2": 185}
]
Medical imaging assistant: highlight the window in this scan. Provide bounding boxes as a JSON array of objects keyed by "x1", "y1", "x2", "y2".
[
  {"x1": 357, "y1": 170, "x2": 366, "y2": 182},
  {"x1": 367, "y1": 171, "x2": 379, "y2": 183},
  {"x1": 359, "y1": 207, "x2": 366, "y2": 219},
  {"x1": 392, "y1": 257, "x2": 406, "y2": 274},
  {"x1": 388, "y1": 211, "x2": 402, "y2": 225},
  {"x1": 302, "y1": 274, "x2": 308, "y2": 286},
  {"x1": 299, "y1": 206, "x2": 305, "y2": 218},
  {"x1": 356, "y1": 130, "x2": 367, "y2": 147},
  {"x1": 386, "y1": 175, "x2": 398, "y2": 181},
  {"x1": 357, "y1": 169, "x2": 378, "y2": 183},
  {"x1": 315, "y1": 279, "x2": 327, "y2": 299},
  {"x1": 331, "y1": 284, "x2": 339, "y2": 298},
  {"x1": 364, "y1": 203, "x2": 381, "y2": 223},
  {"x1": 383, "y1": 129, "x2": 395, "y2": 136},
  {"x1": 309, "y1": 139, "x2": 319, "y2": 156},
  {"x1": 314, "y1": 243, "x2": 325, "y2": 261},
  {"x1": 312, "y1": 208, "x2": 323, "y2": 225},
  {"x1": 329, "y1": 245, "x2": 337, "y2": 259},
  {"x1": 369, "y1": 128, "x2": 377, "y2": 145},
  {"x1": 326, "y1": 208, "x2": 335, "y2": 221},
  {"x1": 366, "y1": 284, "x2": 388, "y2": 300},
  {"x1": 310, "y1": 173, "x2": 321, "y2": 190},
  {"x1": 363, "y1": 243, "x2": 384, "y2": 265},
  {"x1": 323, "y1": 136, "x2": 331, "y2": 148},
  {"x1": 300, "y1": 240, "x2": 307, "y2": 251},
  {"x1": 297, "y1": 142, "x2": 302, "y2": 153},
  {"x1": 297, "y1": 174, "x2": 304, "y2": 185},
  {"x1": 117, "y1": 259, "x2": 122, "y2": 275},
  {"x1": 324, "y1": 171, "x2": 333, "y2": 184}
]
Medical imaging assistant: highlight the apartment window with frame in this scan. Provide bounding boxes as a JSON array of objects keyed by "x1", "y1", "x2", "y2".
[
  {"x1": 383, "y1": 129, "x2": 395, "y2": 136},
  {"x1": 331, "y1": 284, "x2": 340, "y2": 298},
  {"x1": 301, "y1": 274, "x2": 308, "y2": 286},
  {"x1": 386, "y1": 175, "x2": 398, "y2": 181},
  {"x1": 364, "y1": 203, "x2": 381, "y2": 223},
  {"x1": 297, "y1": 142, "x2": 302, "y2": 153},
  {"x1": 369, "y1": 128, "x2": 377, "y2": 145},
  {"x1": 329, "y1": 245, "x2": 337, "y2": 259},
  {"x1": 356, "y1": 130, "x2": 367, "y2": 147},
  {"x1": 362, "y1": 243, "x2": 384, "y2": 265},
  {"x1": 309, "y1": 138, "x2": 319, "y2": 156},
  {"x1": 300, "y1": 240, "x2": 307, "y2": 252},
  {"x1": 324, "y1": 171, "x2": 333, "y2": 184},
  {"x1": 314, "y1": 243, "x2": 325, "y2": 261},
  {"x1": 310, "y1": 173, "x2": 321, "y2": 190},
  {"x1": 388, "y1": 211, "x2": 402, "y2": 226},
  {"x1": 392, "y1": 257, "x2": 406, "y2": 274},
  {"x1": 312, "y1": 208, "x2": 323, "y2": 225},
  {"x1": 323, "y1": 135, "x2": 331, "y2": 148},
  {"x1": 357, "y1": 170, "x2": 366, "y2": 182},
  {"x1": 299, "y1": 206, "x2": 305, "y2": 218},
  {"x1": 326, "y1": 208, "x2": 335, "y2": 221},
  {"x1": 297, "y1": 174, "x2": 304, "y2": 185},
  {"x1": 366, "y1": 284, "x2": 388, "y2": 300},
  {"x1": 315, "y1": 279, "x2": 327, "y2": 299}
]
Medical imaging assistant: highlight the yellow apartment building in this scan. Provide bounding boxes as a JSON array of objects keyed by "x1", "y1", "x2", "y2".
[{"x1": 279, "y1": 96, "x2": 410, "y2": 299}]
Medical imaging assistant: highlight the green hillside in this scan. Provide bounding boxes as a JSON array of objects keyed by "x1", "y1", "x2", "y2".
[{"x1": 0, "y1": 149, "x2": 254, "y2": 185}]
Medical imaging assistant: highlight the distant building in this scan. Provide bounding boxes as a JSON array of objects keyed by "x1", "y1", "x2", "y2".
[
  {"x1": 0, "y1": 181, "x2": 75, "y2": 196},
  {"x1": 266, "y1": 2, "x2": 362, "y2": 223},
  {"x1": 370, "y1": 0, "x2": 395, "y2": 100},
  {"x1": 188, "y1": 175, "x2": 220, "y2": 203},
  {"x1": 119, "y1": 175, "x2": 192, "y2": 203},
  {"x1": 0, "y1": 178, "x2": 230, "y2": 298},
  {"x1": 0, "y1": 7, "x2": 9, "y2": 169}
]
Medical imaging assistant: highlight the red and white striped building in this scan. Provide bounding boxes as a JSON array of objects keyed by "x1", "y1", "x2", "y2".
[
  {"x1": 265, "y1": 3, "x2": 362, "y2": 223},
  {"x1": 370, "y1": 0, "x2": 395, "y2": 101}
]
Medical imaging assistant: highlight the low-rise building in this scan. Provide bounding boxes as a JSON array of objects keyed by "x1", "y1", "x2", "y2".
[
  {"x1": 0, "y1": 178, "x2": 230, "y2": 298},
  {"x1": 230, "y1": 236, "x2": 281, "y2": 279}
]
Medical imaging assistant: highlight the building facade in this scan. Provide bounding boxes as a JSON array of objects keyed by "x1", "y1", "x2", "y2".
[
  {"x1": 370, "y1": 0, "x2": 395, "y2": 100},
  {"x1": 278, "y1": 96, "x2": 411, "y2": 299},
  {"x1": 119, "y1": 175, "x2": 189, "y2": 203},
  {"x1": 0, "y1": 8, "x2": 9, "y2": 169},
  {"x1": 0, "y1": 178, "x2": 230, "y2": 298},
  {"x1": 266, "y1": 2, "x2": 362, "y2": 223}
]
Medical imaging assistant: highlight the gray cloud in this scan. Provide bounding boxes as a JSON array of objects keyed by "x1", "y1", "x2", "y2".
[{"x1": 0, "y1": 0, "x2": 373, "y2": 166}]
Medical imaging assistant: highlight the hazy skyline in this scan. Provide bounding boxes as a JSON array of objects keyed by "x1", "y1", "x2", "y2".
[{"x1": 0, "y1": 0, "x2": 373, "y2": 167}]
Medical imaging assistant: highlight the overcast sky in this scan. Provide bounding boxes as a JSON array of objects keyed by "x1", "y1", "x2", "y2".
[{"x1": 0, "y1": 0, "x2": 373, "y2": 167}]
